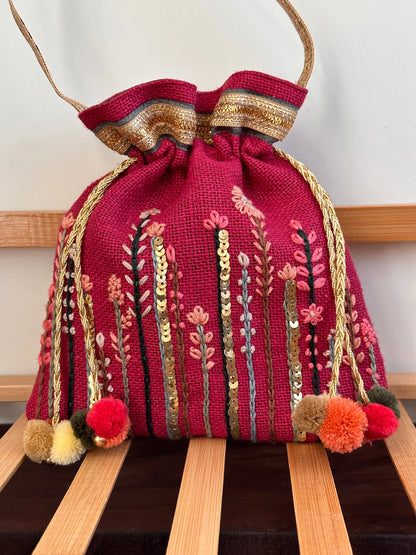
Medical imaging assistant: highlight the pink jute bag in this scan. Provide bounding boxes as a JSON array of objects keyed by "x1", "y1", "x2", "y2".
[{"x1": 10, "y1": 0, "x2": 400, "y2": 465}]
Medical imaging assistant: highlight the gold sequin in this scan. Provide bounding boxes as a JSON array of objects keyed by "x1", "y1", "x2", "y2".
[
  {"x1": 284, "y1": 279, "x2": 304, "y2": 442},
  {"x1": 153, "y1": 235, "x2": 181, "y2": 439}
]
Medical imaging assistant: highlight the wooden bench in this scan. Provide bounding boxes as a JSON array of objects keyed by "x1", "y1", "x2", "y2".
[{"x1": 0, "y1": 206, "x2": 415, "y2": 554}]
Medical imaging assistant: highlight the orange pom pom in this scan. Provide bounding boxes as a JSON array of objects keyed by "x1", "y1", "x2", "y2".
[{"x1": 319, "y1": 397, "x2": 368, "y2": 454}]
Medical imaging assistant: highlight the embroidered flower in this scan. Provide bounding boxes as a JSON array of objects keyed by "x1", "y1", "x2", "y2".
[
  {"x1": 301, "y1": 303, "x2": 324, "y2": 326},
  {"x1": 361, "y1": 318, "x2": 377, "y2": 348},
  {"x1": 278, "y1": 262, "x2": 297, "y2": 281},
  {"x1": 62, "y1": 213, "x2": 76, "y2": 230},
  {"x1": 140, "y1": 208, "x2": 160, "y2": 220},
  {"x1": 146, "y1": 222, "x2": 166, "y2": 237},
  {"x1": 187, "y1": 305, "x2": 209, "y2": 326},
  {"x1": 108, "y1": 275, "x2": 125, "y2": 305},
  {"x1": 203, "y1": 210, "x2": 229, "y2": 230},
  {"x1": 231, "y1": 186, "x2": 264, "y2": 220},
  {"x1": 81, "y1": 274, "x2": 93, "y2": 292}
]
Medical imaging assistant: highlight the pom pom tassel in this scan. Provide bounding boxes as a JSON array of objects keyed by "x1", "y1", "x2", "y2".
[
  {"x1": 367, "y1": 385, "x2": 401, "y2": 419},
  {"x1": 50, "y1": 420, "x2": 85, "y2": 465},
  {"x1": 86, "y1": 397, "x2": 129, "y2": 439},
  {"x1": 23, "y1": 419, "x2": 54, "y2": 463},
  {"x1": 362, "y1": 403, "x2": 399, "y2": 441}
]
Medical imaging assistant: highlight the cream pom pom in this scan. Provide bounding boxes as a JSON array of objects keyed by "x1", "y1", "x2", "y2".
[
  {"x1": 50, "y1": 420, "x2": 86, "y2": 465},
  {"x1": 23, "y1": 419, "x2": 54, "y2": 463}
]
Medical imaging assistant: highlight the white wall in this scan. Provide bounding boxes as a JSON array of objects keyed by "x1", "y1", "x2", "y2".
[{"x1": 1, "y1": 0, "x2": 415, "y2": 421}]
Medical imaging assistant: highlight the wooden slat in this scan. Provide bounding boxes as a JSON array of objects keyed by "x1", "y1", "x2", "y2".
[
  {"x1": 0, "y1": 211, "x2": 63, "y2": 247},
  {"x1": 167, "y1": 437, "x2": 226, "y2": 555},
  {"x1": 387, "y1": 373, "x2": 416, "y2": 399},
  {"x1": 385, "y1": 402, "x2": 416, "y2": 513},
  {"x1": 1, "y1": 205, "x2": 415, "y2": 247},
  {"x1": 287, "y1": 442, "x2": 352, "y2": 555},
  {"x1": 0, "y1": 413, "x2": 27, "y2": 492},
  {"x1": 0, "y1": 374, "x2": 36, "y2": 402},
  {"x1": 33, "y1": 439, "x2": 131, "y2": 555},
  {"x1": 336, "y1": 204, "x2": 416, "y2": 242}
]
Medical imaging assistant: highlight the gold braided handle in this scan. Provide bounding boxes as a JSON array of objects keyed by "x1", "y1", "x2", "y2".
[
  {"x1": 275, "y1": 149, "x2": 369, "y2": 404},
  {"x1": 9, "y1": 0, "x2": 314, "y2": 115}
]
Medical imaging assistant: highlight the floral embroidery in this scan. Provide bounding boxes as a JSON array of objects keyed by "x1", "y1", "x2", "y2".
[
  {"x1": 108, "y1": 274, "x2": 131, "y2": 409},
  {"x1": 122, "y1": 209, "x2": 159, "y2": 437},
  {"x1": 205, "y1": 210, "x2": 240, "y2": 440},
  {"x1": 36, "y1": 282, "x2": 55, "y2": 419},
  {"x1": 167, "y1": 245, "x2": 191, "y2": 438},
  {"x1": 232, "y1": 187, "x2": 275, "y2": 442},
  {"x1": 148, "y1": 224, "x2": 181, "y2": 440},
  {"x1": 301, "y1": 303, "x2": 324, "y2": 326},
  {"x1": 361, "y1": 318, "x2": 380, "y2": 384},
  {"x1": 187, "y1": 306, "x2": 215, "y2": 438},
  {"x1": 237, "y1": 252, "x2": 257, "y2": 442},
  {"x1": 290, "y1": 220, "x2": 325, "y2": 395},
  {"x1": 342, "y1": 278, "x2": 365, "y2": 388},
  {"x1": 96, "y1": 332, "x2": 113, "y2": 396},
  {"x1": 231, "y1": 186, "x2": 264, "y2": 220},
  {"x1": 279, "y1": 272, "x2": 305, "y2": 443}
]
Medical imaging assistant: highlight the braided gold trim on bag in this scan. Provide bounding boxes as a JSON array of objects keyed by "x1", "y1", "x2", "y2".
[
  {"x1": 51, "y1": 157, "x2": 137, "y2": 426},
  {"x1": 275, "y1": 149, "x2": 369, "y2": 404}
]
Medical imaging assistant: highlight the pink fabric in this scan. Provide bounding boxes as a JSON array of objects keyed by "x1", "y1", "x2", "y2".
[{"x1": 27, "y1": 71, "x2": 387, "y2": 442}]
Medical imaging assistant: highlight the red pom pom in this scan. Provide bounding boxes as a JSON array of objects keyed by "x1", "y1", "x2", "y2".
[
  {"x1": 362, "y1": 403, "x2": 399, "y2": 441},
  {"x1": 86, "y1": 397, "x2": 128, "y2": 439},
  {"x1": 319, "y1": 397, "x2": 368, "y2": 454}
]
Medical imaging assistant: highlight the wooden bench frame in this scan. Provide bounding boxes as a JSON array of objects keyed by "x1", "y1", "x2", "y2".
[{"x1": 0, "y1": 205, "x2": 415, "y2": 554}]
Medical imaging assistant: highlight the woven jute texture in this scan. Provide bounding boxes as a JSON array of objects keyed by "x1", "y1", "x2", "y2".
[{"x1": 27, "y1": 72, "x2": 387, "y2": 443}]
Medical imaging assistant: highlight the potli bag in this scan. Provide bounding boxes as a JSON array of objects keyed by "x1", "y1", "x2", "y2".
[{"x1": 10, "y1": 0, "x2": 400, "y2": 465}]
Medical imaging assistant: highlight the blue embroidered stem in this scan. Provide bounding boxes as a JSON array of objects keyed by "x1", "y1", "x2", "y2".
[
  {"x1": 48, "y1": 228, "x2": 67, "y2": 420},
  {"x1": 197, "y1": 323, "x2": 213, "y2": 438},
  {"x1": 151, "y1": 236, "x2": 173, "y2": 439},
  {"x1": 131, "y1": 219, "x2": 154, "y2": 437},
  {"x1": 66, "y1": 257, "x2": 75, "y2": 418},
  {"x1": 297, "y1": 228, "x2": 320, "y2": 395},
  {"x1": 239, "y1": 261, "x2": 257, "y2": 442},
  {"x1": 113, "y1": 300, "x2": 130, "y2": 409}
]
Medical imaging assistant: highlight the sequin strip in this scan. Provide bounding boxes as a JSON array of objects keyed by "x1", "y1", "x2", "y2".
[
  {"x1": 237, "y1": 253, "x2": 257, "y2": 442},
  {"x1": 151, "y1": 235, "x2": 181, "y2": 439},
  {"x1": 252, "y1": 218, "x2": 276, "y2": 442},
  {"x1": 284, "y1": 279, "x2": 306, "y2": 442},
  {"x1": 215, "y1": 227, "x2": 240, "y2": 440},
  {"x1": 167, "y1": 245, "x2": 191, "y2": 438},
  {"x1": 63, "y1": 257, "x2": 76, "y2": 418}
]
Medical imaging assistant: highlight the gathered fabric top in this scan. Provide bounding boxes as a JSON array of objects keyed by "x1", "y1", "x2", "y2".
[{"x1": 78, "y1": 71, "x2": 308, "y2": 156}]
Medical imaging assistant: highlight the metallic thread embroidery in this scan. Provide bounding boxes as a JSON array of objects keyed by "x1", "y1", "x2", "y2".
[
  {"x1": 280, "y1": 271, "x2": 305, "y2": 442},
  {"x1": 148, "y1": 224, "x2": 181, "y2": 440},
  {"x1": 237, "y1": 252, "x2": 257, "y2": 442},
  {"x1": 96, "y1": 332, "x2": 113, "y2": 397},
  {"x1": 204, "y1": 211, "x2": 240, "y2": 440},
  {"x1": 187, "y1": 306, "x2": 216, "y2": 438},
  {"x1": 167, "y1": 244, "x2": 191, "y2": 438},
  {"x1": 94, "y1": 90, "x2": 299, "y2": 154}
]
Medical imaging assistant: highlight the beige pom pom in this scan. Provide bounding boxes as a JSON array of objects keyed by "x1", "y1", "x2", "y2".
[
  {"x1": 292, "y1": 394, "x2": 329, "y2": 435},
  {"x1": 50, "y1": 420, "x2": 86, "y2": 465},
  {"x1": 23, "y1": 419, "x2": 54, "y2": 463}
]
